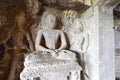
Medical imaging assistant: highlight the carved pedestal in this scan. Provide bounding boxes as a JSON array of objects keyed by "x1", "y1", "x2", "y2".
[{"x1": 20, "y1": 59, "x2": 82, "y2": 80}]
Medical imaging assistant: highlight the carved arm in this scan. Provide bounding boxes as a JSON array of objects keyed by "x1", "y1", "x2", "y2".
[
  {"x1": 82, "y1": 33, "x2": 89, "y2": 54},
  {"x1": 35, "y1": 30, "x2": 51, "y2": 52},
  {"x1": 58, "y1": 31, "x2": 67, "y2": 51}
]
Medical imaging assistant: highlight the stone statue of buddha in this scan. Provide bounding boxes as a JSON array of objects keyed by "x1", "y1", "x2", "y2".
[
  {"x1": 20, "y1": 12, "x2": 82, "y2": 80},
  {"x1": 25, "y1": 12, "x2": 77, "y2": 62}
]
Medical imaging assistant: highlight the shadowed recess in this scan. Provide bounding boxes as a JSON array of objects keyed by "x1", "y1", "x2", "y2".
[{"x1": 38, "y1": 0, "x2": 90, "y2": 12}]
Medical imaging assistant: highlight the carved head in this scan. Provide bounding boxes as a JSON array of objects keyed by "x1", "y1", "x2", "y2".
[
  {"x1": 42, "y1": 12, "x2": 56, "y2": 29},
  {"x1": 16, "y1": 11, "x2": 26, "y2": 27},
  {"x1": 73, "y1": 18, "x2": 85, "y2": 33}
]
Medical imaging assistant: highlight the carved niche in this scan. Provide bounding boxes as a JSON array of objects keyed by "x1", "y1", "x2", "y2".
[{"x1": 20, "y1": 0, "x2": 90, "y2": 80}]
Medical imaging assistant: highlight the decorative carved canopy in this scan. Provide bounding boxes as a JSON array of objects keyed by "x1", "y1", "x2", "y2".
[{"x1": 38, "y1": 0, "x2": 90, "y2": 12}]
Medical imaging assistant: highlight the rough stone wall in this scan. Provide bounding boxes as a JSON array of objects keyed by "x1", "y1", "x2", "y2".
[{"x1": 0, "y1": 0, "x2": 41, "y2": 80}]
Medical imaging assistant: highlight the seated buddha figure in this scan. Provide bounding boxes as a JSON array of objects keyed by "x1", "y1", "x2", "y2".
[
  {"x1": 20, "y1": 12, "x2": 82, "y2": 80},
  {"x1": 25, "y1": 12, "x2": 77, "y2": 62}
]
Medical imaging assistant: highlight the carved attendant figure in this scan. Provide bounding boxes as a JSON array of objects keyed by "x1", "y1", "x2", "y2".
[
  {"x1": 68, "y1": 18, "x2": 89, "y2": 80},
  {"x1": 69, "y1": 18, "x2": 89, "y2": 54}
]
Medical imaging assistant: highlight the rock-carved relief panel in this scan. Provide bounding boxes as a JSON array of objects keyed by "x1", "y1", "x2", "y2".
[
  {"x1": 0, "y1": 0, "x2": 90, "y2": 80},
  {"x1": 20, "y1": 10, "x2": 89, "y2": 80}
]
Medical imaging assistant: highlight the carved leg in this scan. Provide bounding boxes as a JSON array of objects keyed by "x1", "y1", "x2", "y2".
[
  {"x1": 20, "y1": 72, "x2": 29, "y2": 80},
  {"x1": 26, "y1": 77, "x2": 33, "y2": 80},
  {"x1": 77, "y1": 71, "x2": 81, "y2": 80},
  {"x1": 33, "y1": 77, "x2": 41, "y2": 80},
  {"x1": 69, "y1": 71, "x2": 81, "y2": 80},
  {"x1": 8, "y1": 55, "x2": 19, "y2": 80}
]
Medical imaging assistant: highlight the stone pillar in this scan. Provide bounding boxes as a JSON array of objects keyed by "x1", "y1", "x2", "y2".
[
  {"x1": 81, "y1": 1, "x2": 120, "y2": 80},
  {"x1": 98, "y1": 6, "x2": 115, "y2": 80}
]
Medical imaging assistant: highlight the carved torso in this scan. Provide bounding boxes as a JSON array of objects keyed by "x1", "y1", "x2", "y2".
[
  {"x1": 69, "y1": 33, "x2": 84, "y2": 52},
  {"x1": 41, "y1": 30, "x2": 61, "y2": 49}
]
